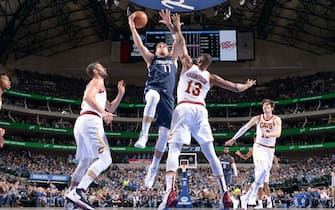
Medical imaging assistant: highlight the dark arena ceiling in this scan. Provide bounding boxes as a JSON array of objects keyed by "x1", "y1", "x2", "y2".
[{"x1": 0, "y1": 0, "x2": 334, "y2": 64}]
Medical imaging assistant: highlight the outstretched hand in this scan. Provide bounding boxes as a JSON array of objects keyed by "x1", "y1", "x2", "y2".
[
  {"x1": 225, "y1": 138, "x2": 236, "y2": 146},
  {"x1": 171, "y1": 13, "x2": 183, "y2": 32},
  {"x1": 159, "y1": 9, "x2": 172, "y2": 26},
  {"x1": 246, "y1": 79, "x2": 256, "y2": 88}
]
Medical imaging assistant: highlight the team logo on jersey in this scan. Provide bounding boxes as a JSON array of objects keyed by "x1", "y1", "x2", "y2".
[{"x1": 260, "y1": 122, "x2": 273, "y2": 129}]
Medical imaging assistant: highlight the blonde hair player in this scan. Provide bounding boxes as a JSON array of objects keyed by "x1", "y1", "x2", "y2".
[
  {"x1": 235, "y1": 138, "x2": 280, "y2": 208},
  {"x1": 225, "y1": 99, "x2": 282, "y2": 210},
  {"x1": 158, "y1": 12, "x2": 256, "y2": 210}
]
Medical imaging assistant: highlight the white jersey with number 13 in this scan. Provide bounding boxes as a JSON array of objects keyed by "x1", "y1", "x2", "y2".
[{"x1": 177, "y1": 64, "x2": 210, "y2": 105}]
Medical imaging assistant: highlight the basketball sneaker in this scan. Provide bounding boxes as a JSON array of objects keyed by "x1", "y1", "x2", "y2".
[
  {"x1": 219, "y1": 191, "x2": 232, "y2": 210},
  {"x1": 134, "y1": 133, "x2": 148, "y2": 149},
  {"x1": 144, "y1": 167, "x2": 158, "y2": 188},
  {"x1": 64, "y1": 187, "x2": 78, "y2": 210},
  {"x1": 66, "y1": 187, "x2": 94, "y2": 210},
  {"x1": 240, "y1": 194, "x2": 248, "y2": 210},
  {"x1": 254, "y1": 200, "x2": 263, "y2": 209},
  {"x1": 158, "y1": 190, "x2": 178, "y2": 210},
  {"x1": 64, "y1": 198, "x2": 78, "y2": 210},
  {"x1": 266, "y1": 200, "x2": 272, "y2": 208},
  {"x1": 248, "y1": 195, "x2": 257, "y2": 206}
]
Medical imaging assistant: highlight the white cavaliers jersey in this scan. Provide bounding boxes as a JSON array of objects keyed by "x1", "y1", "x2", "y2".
[
  {"x1": 177, "y1": 65, "x2": 210, "y2": 105},
  {"x1": 80, "y1": 83, "x2": 106, "y2": 117},
  {"x1": 255, "y1": 114, "x2": 277, "y2": 147}
]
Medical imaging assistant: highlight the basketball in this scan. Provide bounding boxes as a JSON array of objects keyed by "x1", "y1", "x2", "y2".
[{"x1": 133, "y1": 11, "x2": 148, "y2": 29}]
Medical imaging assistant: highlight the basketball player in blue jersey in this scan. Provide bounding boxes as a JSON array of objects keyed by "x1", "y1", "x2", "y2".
[
  {"x1": 128, "y1": 10, "x2": 183, "y2": 189},
  {"x1": 65, "y1": 62, "x2": 125, "y2": 210},
  {"x1": 219, "y1": 147, "x2": 238, "y2": 187},
  {"x1": 158, "y1": 13, "x2": 256, "y2": 210},
  {"x1": 225, "y1": 99, "x2": 282, "y2": 210},
  {"x1": 0, "y1": 73, "x2": 11, "y2": 148}
]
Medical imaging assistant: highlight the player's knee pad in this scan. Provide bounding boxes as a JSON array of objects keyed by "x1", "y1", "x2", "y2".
[
  {"x1": 155, "y1": 126, "x2": 169, "y2": 152},
  {"x1": 144, "y1": 89, "x2": 160, "y2": 117},
  {"x1": 72, "y1": 159, "x2": 91, "y2": 183},
  {"x1": 200, "y1": 142, "x2": 222, "y2": 176},
  {"x1": 166, "y1": 143, "x2": 183, "y2": 172},
  {"x1": 89, "y1": 151, "x2": 112, "y2": 177}
]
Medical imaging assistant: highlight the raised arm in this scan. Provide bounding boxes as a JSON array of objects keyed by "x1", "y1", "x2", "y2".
[
  {"x1": 159, "y1": 9, "x2": 176, "y2": 36},
  {"x1": 210, "y1": 74, "x2": 256, "y2": 92},
  {"x1": 105, "y1": 80, "x2": 126, "y2": 113},
  {"x1": 128, "y1": 14, "x2": 154, "y2": 65},
  {"x1": 158, "y1": 10, "x2": 180, "y2": 61},
  {"x1": 170, "y1": 13, "x2": 192, "y2": 72},
  {"x1": 225, "y1": 115, "x2": 259, "y2": 146}
]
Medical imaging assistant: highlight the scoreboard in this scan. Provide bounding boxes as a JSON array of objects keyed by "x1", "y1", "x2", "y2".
[
  {"x1": 145, "y1": 31, "x2": 221, "y2": 61},
  {"x1": 127, "y1": 30, "x2": 254, "y2": 62}
]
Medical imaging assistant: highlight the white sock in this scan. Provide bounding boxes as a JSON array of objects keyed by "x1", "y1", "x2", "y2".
[
  {"x1": 141, "y1": 122, "x2": 151, "y2": 136},
  {"x1": 77, "y1": 175, "x2": 94, "y2": 191},
  {"x1": 216, "y1": 176, "x2": 228, "y2": 195},
  {"x1": 166, "y1": 173, "x2": 175, "y2": 192},
  {"x1": 250, "y1": 182, "x2": 260, "y2": 198},
  {"x1": 151, "y1": 155, "x2": 161, "y2": 169}
]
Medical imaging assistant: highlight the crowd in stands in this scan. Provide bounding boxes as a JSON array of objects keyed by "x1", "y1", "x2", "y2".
[
  {"x1": 0, "y1": 149, "x2": 333, "y2": 208},
  {"x1": 2, "y1": 116, "x2": 334, "y2": 147},
  {"x1": 10, "y1": 69, "x2": 335, "y2": 104},
  {"x1": 2, "y1": 70, "x2": 335, "y2": 132},
  {"x1": 2, "y1": 69, "x2": 334, "y2": 149}
]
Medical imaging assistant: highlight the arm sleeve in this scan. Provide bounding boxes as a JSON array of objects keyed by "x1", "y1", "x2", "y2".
[
  {"x1": 232, "y1": 163, "x2": 238, "y2": 176},
  {"x1": 232, "y1": 124, "x2": 250, "y2": 140}
]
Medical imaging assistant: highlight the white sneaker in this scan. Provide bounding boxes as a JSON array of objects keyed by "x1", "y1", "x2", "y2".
[
  {"x1": 64, "y1": 198, "x2": 76, "y2": 210},
  {"x1": 266, "y1": 200, "x2": 272, "y2": 208},
  {"x1": 240, "y1": 194, "x2": 248, "y2": 210},
  {"x1": 134, "y1": 133, "x2": 148, "y2": 149},
  {"x1": 248, "y1": 195, "x2": 257, "y2": 206},
  {"x1": 144, "y1": 167, "x2": 158, "y2": 188},
  {"x1": 64, "y1": 187, "x2": 77, "y2": 210},
  {"x1": 254, "y1": 200, "x2": 263, "y2": 209},
  {"x1": 65, "y1": 187, "x2": 94, "y2": 210}
]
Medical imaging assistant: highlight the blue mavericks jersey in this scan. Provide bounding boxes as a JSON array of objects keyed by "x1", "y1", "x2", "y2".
[
  {"x1": 220, "y1": 155, "x2": 232, "y2": 174},
  {"x1": 146, "y1": 56, "x2": 177, "y2": 94}
]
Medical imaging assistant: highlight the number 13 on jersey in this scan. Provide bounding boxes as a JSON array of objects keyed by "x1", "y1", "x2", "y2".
[{"x1": 185, "y1": 80, "x2": 202, "y2": 96}]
